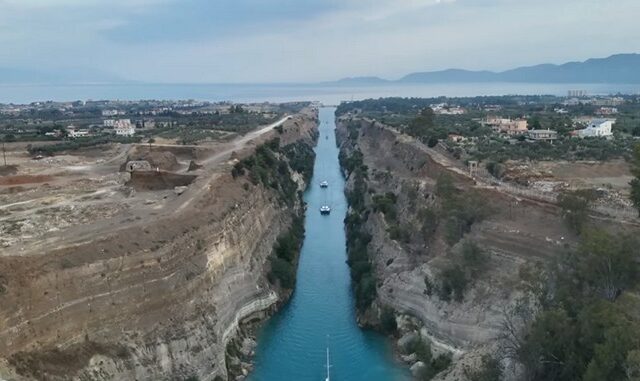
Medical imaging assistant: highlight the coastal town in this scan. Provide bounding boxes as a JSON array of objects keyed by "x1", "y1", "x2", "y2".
[{"x1": 0, "y1": 100, "x2": 299, "y2": 144}]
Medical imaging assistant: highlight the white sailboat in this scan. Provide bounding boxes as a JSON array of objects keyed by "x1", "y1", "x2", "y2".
[{"x1": 325, "y1": 345, "x2": 332, "y2": 381}]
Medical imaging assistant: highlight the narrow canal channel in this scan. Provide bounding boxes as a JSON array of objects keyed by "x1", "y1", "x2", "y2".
[{"x1": 248, "y1": 107, "x2": 409, "y2": 380}]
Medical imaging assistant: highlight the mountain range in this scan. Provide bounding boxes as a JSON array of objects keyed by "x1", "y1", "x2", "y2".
[
  {"x1": 1, "y1": 53, "x2": 639, "y2": 85},
  {"x1": 334, "y1": 53, "x2": 640, "y2": 85}
]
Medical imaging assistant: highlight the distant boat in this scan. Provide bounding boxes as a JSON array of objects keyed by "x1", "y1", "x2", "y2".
[
  {"x1": 320, "y1": 180, "x2": 329, "y2": 188},
  {"x1": 320, "y1": 205, "x2": 331, "y2": 215}
]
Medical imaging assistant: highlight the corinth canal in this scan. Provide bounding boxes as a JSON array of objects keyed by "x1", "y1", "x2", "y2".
[{"x1": 248, "y1": 107, "x2": 409, "y2": 380}]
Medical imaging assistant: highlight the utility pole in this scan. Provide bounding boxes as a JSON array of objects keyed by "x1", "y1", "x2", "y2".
[{"x1": 2, "y1": 140, "x2": 6, "y2": 166}]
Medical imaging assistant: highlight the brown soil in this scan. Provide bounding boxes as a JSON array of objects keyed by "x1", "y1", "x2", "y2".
[
  {"x1": 121, "y1": 151, "x2": 180, "y2": 172},
  {"x1": 126, "y1": 170, "x2": 197, "y2": 191},
  {"x1": 506, "y1": 159, "x2": 633, "y2": 189},
  {"x1": 0, "y1": 175, "x2": 53, "y2": 186},
  {"x1": 188, "y1": 160, "x2": 203, "y2": 171},
  {"x1": 0, "y1": 165, "x2": 18, "y2": 176}
]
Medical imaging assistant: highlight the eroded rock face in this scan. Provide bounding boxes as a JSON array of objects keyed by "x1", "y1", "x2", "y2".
[
  {"x1": 336, "y1": 117, "x2": 579, "y2": 379},
  {"x1": 0, "y1": 110, "x2": 318, "y2": 381}
]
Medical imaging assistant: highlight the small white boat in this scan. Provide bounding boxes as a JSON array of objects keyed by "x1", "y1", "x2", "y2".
[
  {"x1": 325, "y1": 345, "x2": 332, "y2": 381},
  {"x1": 320, "y1": 205, "x2": 331, "y2": 215},
  {"x1": 320, "y1": 180, "x2": 329, "y2": 188}
]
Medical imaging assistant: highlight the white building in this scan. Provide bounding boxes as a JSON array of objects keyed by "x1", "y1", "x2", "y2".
[
  {"x1": 102, "y1": 109, "x2": 125, "y2": 117},
  {"x1": 528, "y1": 129, "x2": 558, "y2": 142},
  {"x1": 430, "y1": 103, "x2": 465, "y2": 115},
  {"x1": 67, "y1": 126, "x2": 90, "y2": 138},
  {"x1": 577, "y1": 119, "x2": 614, "y2": 138},
  {"x1": 597, "y1": 107, "x2": 618, "y2": 115},
  {"x1": 114, "y1": 119, "x2": 136, "y2": 136},
  {"x1": 103, "y1": 119, "x2": 116, "y2": 127}
]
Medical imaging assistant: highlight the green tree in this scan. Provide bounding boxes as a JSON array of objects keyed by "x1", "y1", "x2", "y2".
[
  {"x1": 576, "y1": 230, "x2": 638, "y2": 301},
  {"x1": 465, "y1": 355, "x2": 503, "y2": 381},
  {"x1": 435, "y1": 173, "x2": 455, "y2": 198},
  {"x1": 380, "y1": 307, "x2": 398, "y2": 335},
  {"x1": 557, "y1": 190, "x2": 595, "y2": 234},
  {"x1": 485, "y1": 161, "x2": 505, "y2": 179},
  {"x1": 461, "y1": 241, "x2": 488, "y2": 274},
  {"x1": 439, "y1": 265, "x2": 468, "y2": 302},
  {"x1": 626, "y1": 350, "x2": 640, "y2": 381},
  {"x1": 580, "y1": 301, "x2": 640, "y2": 381},
  {"x1": 419, "y1": 207, "x2": 439, "y2": 242},
  {"x1": 407, "y1": 107, "x2": 435, "y2": 139},
  {"x1": 518, "y1": 307, "x2": 581, "y2": 381},
  {"x1": 2, "y1": 134, "x2": 16, "y2": 166}
]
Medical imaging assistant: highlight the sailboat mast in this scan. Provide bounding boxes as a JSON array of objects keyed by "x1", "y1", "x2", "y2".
[{"x1": 326, "y1": 346, "x2": 331, "y2": 381}]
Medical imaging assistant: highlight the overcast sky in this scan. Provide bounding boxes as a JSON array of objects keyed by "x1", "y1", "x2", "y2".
[{"x1": 1, "y1": 0, "x2": 639, "y2": 83}]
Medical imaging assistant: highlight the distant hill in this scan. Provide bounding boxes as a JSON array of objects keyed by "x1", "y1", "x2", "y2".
[
  {"x1": 0, "y1": 67, "x2": 124, "y2": 85},
  {"x1": 329, "y1": 76, "x2": 389, "y2": 86},
  {"x1": 338, "y1": 54, "x2": 640, "y2": 84}
]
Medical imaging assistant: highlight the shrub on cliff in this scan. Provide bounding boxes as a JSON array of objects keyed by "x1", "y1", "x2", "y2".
[
  {"x1": 233, "y1": 138, "x2": 314, "y2": 205},
  {"x1": 405, "y1": 336, "x2": 452, "y2": 380},
  {"x1": 485, "y1": 161, "x2": 506, "y2": 179},
  {"x1": 436, "y1": 241, "x2": 489, "y2": 303},
  {"x1": 282, "y1": 141, "x2": 316, "y2": 183},
  {"x1": 387, "y1": 224, "x2": 411, "y2": 243},
  {"x1": 419, "y1": 207, "x2": 439, "y2": 242},
  {"x1": 464, "y1": 355, "x2": 503, "y2": 381},
  {"x1": 631, "y1": 144, "x2": 640, "y2": 216},
  {"x1": 510, "y1": 230, "x2": 640, "y2": 381},
  {"x1": 461, "y1": 241, "x2": 489, "y2": 275},
  {"x1": 269, "y1": 257, "x2": 296, "y2": 289},
  {"x1": 380, "y1": 307, "x2": 398, "y2": 335},
  {"x1": 372, "y1": 192, "x2": 398, "y2": 221},
  {"x1": 268, "y1": 215, "x2": 305, "y2": 290},
  {"x1": 438, "y1": 265, "x2": 468, "y2": 302},
  {"x1": 557, "y1": 189, "x2": 597, "y2": 234},
  {"x1": 442, "y1": 191, "x2": 492, "y2": 245}
]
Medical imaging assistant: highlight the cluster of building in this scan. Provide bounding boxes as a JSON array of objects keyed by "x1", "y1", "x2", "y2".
[
  {"x1": 597, "y1": 107, "x2": 618, "y2": 115},
  {"x1": 481, "y1": 114, "x2": 615, "y2": 142},
  {"x1": 430, "y1": 103, "x2": 466, "y2": 115},
  {"x1": 484, "y1": 116, "x2": 529, "y2": 136},
  {"x1": 562, "y1": 95, "x2": 625, "y2": 107},
  {"x1": 64, "y1": 119, "x2": 137, "y2": 139},
  {"x1": 103, "y1": 119, "x2": 136, "y2": 136}
]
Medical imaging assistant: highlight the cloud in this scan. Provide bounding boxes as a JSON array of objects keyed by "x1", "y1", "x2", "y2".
[
  {"x1": 0, "y1": 0, "x2": 170, "y2": 9},
  {"x1": 0, "y1": 0, "x2": 638, "y2": 83}
]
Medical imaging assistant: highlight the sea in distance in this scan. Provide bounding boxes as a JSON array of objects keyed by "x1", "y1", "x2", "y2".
[{"x1": 0, "y1": 82, "x2": 638, "y2": 104}]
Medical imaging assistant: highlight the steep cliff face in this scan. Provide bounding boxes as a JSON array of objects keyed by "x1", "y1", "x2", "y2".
[
  {"x1": 0, "y1": 111, "x2": 318, "y2": 381},
  {"x1": 336, "y1": 117, "x2": 581, "y2": 379}
]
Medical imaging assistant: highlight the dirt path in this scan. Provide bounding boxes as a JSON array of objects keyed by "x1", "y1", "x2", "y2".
[
  {"x1": 365, "y1": 118, "x2": 639, "y2": 224},
  {"x1": 4, "y1": 115, "x2": 292, "y2": 257},
  {"x1": 175, "y1": 115, "x2": 291, "y2": 213}
]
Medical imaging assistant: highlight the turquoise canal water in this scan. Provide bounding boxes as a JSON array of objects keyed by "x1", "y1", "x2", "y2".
[{"x1": 248, "y1": 107, "x2": 409, "y2": 381}]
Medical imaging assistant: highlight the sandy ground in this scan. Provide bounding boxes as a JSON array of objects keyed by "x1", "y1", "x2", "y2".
[{"x1": 0, "y1": 115, "x2": 292, "y2": 253}]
